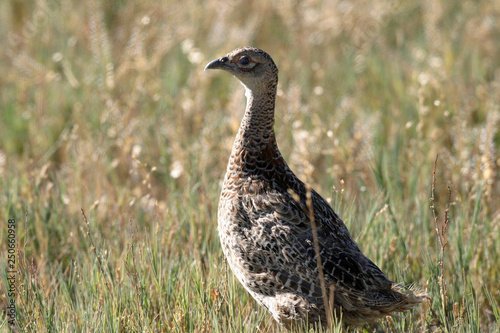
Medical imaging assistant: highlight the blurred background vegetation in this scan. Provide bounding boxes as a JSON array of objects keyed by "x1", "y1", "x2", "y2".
[{"x1": 0, "y1": 0, "x2": 499, "y2": 331}]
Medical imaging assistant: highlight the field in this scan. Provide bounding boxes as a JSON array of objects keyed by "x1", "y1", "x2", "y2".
[{"x1": 0, "y1": 0, "x2": 499, "y2": 332}]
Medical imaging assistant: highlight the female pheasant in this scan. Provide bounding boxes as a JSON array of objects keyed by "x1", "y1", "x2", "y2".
[{"x1": 205, "y1": 47, "x2": 424, "y2": 328}]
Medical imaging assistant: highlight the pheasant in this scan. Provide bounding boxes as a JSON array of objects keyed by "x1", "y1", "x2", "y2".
[{"x1": 205, "y1": 47, "x2": 424, "y2": 329}]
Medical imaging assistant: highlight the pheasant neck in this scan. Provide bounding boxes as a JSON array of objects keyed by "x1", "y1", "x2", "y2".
[{"x1": 235, "y1": 85, "x2": 278, "y2": 153}]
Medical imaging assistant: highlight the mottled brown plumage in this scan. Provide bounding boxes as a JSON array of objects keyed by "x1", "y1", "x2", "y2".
[{"x1": 205, "y1": 47, "x2": 424, "y2": 328}]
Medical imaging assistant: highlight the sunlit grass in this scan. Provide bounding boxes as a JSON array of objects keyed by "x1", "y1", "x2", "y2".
[{"x1": 0, "y1": 0, "x2": 499, "y2": 332}]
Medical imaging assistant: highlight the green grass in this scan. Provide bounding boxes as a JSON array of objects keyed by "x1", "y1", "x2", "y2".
[{"x1": 1, "y1": 0, "x2": 499, "y2": 332}]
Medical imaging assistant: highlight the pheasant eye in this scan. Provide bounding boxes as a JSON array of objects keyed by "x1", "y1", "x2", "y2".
[{"x1": 239, "y1": 56, "x2": 250, "y2": 65}]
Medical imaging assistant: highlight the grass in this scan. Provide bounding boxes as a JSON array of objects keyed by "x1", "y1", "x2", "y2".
[{"x1": 0, "y1": 0, "x2": 499, "y2": 331}]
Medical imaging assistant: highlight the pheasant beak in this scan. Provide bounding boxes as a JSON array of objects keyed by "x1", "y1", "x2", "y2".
[{"x1": 204, "y1": 56, "x2": 231, "y2": 71}]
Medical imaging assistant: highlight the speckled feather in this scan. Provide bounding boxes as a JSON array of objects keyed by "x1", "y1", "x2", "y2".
[{"x1": 206, "y1": 47, "x2": 424, "y2": 328}]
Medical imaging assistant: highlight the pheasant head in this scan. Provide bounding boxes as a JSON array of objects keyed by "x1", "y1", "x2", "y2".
[{"x1": 205, "y1": 47, "x2": 278, "y2": 95}]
